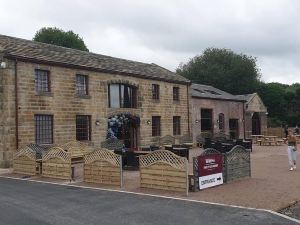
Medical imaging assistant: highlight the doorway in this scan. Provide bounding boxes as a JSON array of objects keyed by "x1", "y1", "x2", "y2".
[
  {"x1": 252, "y1": 112, "x2": 261, "y2": 135},
  {"x1": 107, "y1": 113, "x2": 140, "y2": 150},
  {"x1": 229, "y1": 119, "x2": 239, "y2": 139}
]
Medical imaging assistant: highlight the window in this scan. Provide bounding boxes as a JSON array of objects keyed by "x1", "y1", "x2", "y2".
[
  {"x1": 204, "y1": 90, "x2": 221, "y2": 95},
  {"x1": 76, "y1": 74, "x2": 88, "y2": 95},
  {"x1": 152, "y1": 84, "x2": 160, "y2": 100},
  {"x1": 35, "y1": 69, "x2": 50, "y2": 93},
  {"x1": 201, "y1": 109, "x2": 212, "y2": 131},
  {"x1": 108, "y1": 84, "x2": 137, "y2": 108},
  {"x1": 218, "y1": 113, "x2": 225, "y2": 131},
  {"x1": 173, "y1": 87, "x2": 179, "y2": 101},
  {"x1": 152, "y1": 116, "x2": 161, "y2": 136},
  {"x1": 173, "y1": 116, "x2": 181, "y2": 135},
  {"x1": 76, "y1": 115, "x2": 91, "y2": 141},
  {"x1": 35, "y1": 115, "x2": 53, "y2": 144}
]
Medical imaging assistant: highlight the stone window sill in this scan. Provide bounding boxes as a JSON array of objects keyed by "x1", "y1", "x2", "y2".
[{"x1": 35, "y1": 92, "x2": 53, "y2": 97}]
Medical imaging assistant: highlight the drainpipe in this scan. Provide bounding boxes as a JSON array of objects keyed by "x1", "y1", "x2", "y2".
[
  {"x1": 14, "y1": 59, "x2": 19, "y2": 149},
  {"x1": 186, "y1": 84, "x2": 190, "y2": 135},
  {"x1": 243, "y1": 101, "x2": 246, "y2": 139}
]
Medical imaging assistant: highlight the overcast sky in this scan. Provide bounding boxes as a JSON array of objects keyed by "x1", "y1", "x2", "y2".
[{"x1": 1, "y1": 0, "x2": 300, "y2": 84}]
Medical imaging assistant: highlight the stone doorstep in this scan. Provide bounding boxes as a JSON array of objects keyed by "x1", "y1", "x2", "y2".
[{"x1": 0, "y1": 168, "x2": 13, "y2": 174}]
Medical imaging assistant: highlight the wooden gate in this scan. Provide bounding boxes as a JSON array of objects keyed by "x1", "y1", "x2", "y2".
[
  {"x1": 84, "y1": 148, "x2": 123, "y2": 188},
  {"x1": 139, "y1": 150, "x2": 188, "y2": 195}
]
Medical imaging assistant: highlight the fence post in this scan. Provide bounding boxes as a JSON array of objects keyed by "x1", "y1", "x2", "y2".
[
  {"x1": 120, "y1": 155, "x2": 123, "y2": 190},
  {"x1": 185, "y1": 158, "x2": 189, "y2": 197}
]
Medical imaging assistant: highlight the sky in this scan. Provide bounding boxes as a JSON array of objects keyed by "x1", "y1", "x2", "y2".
[{"x1": 1, "y1": 0, "x2": 300, "y2": 84}]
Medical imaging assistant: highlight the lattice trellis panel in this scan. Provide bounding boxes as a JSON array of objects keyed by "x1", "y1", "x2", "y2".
[
  {"x1": 14, "y1": 146, "x2": 36, "y2": 161},
  {"x1": 139, "y1": 150, "x2": 186, "y2": 170},
  {"x1": 13, "y1": 146, "x2": 37, "y2": 175},
  {"x1": 60, "y1": 141, "x2": 89, "y2": 152},
  {"x1": 84, "y1": 148, "x2": 121, "y2": 167},
  {"x1": 42, "y1": 147, "x2": 71, "y2": 162},
  {"x1": 67, "y1": 146, "x2": 93, "y2": 158},
  {"x1": 159, "y1": 135, "x2": 175, "y2": 145},
  {"x1": 179, "y1": 134, "x2": 193, "y2": 144},
  {"x1": 100, "y1": 138, "x2": 124, "y2": 150},
  {"x1": 225, "y1": 145, "x2": 251, "y2": 183}
]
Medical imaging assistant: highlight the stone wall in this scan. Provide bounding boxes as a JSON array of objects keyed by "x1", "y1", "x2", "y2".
[
  {"x1": 191, "y1": 98, "x2": 244, "y2": 142},
  {"x1": 1, "y1": 59, "x2": 191, "y2": 167},
  {"x1": 0, "y1": 59, "x2": 16, "y2": 167}
]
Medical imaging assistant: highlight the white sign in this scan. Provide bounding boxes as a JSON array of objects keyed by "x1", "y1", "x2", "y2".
[{"x1": 199, "y1": 173, "x2": 223, "y2": 190}]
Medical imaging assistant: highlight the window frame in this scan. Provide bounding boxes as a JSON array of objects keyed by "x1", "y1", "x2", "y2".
[
  {"x1": 152, "y1": 116, "x2": 161, "y2": 137},
  {"x1": 35, "y1": 69, "x2": 51, "y2": 94},
  {"x1": 218, "y1": 113, "x2": 225, "y2": 131},
  {"x1": 152, "y1": 84, "x2": 160, "y2": 100},
  {"x1": 201, "y1": 108, "x2": 213, "y2": 132},
  {"x1": 108, "y1": 84, "x2": 137, "y2": 108},
  {"x1": 76, "y1": 115, "x2": 91, "y2": 141},
  {"x1": 76, "y1": 74, "x2": 89, "y2": 96},
  {"x1": 34, "y1": 114, "x2": 53, "y2": 145},
  {"x1": 173, "y1": 87, "x2": 180, "y2": 101},
  {"x1": 173, "y1": 116, "x2": 181, "y2": 135}
]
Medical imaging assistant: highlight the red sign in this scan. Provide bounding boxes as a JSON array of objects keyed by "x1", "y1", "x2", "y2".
[{"x1": 198, "y1": 154, "x2": 223, "y2": 177}]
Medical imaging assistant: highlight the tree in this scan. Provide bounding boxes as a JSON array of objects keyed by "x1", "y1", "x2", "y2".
[
  {"x1": 176, "y1": 48, "x2": 261, "y2": 94},
  {"x1": 33, "y1": 27, "x2": 89, "y2": 51}
]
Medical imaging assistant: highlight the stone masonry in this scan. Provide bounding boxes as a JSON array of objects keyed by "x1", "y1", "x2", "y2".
[{"x1": 0, "y1": 59, "x2": 191, "y2": 167}]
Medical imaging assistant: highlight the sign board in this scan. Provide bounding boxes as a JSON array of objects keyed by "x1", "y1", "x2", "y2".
[{"x1": 198, "y1": 154, "x2": 223, "y2": 190}]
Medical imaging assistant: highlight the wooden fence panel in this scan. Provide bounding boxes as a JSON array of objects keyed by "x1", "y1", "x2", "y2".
[
  {"x1": 42, "y1": 147, "x2": 71, "y2": 180},
  {"x1": 13, "y1": 146, "x2": 36, "y2": 175},
  {"x1": 224, "y1": 145, "x2": 251, "y2": 183},
  {"x1": 84, "y1": 149, "x2": 122, "y2": 187},
  {"x1": 139, "y1": 150, "x2": 188, "y2": 194}
]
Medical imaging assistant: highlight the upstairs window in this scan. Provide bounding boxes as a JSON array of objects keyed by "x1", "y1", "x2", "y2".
[
  {"x1": 173, "y1": 87, "x2": 180, "y2": 101},
  {"x1": 76, "y1": 74, "x2": 88, "y2": 95},
  {"x1": 152, "y1": 84, "x2": 160, "y2": 100},
  {"x1": 173, "y1": 116, "x2": 181, "y2": 135},
  {"x1": 108, "y1": 84, "x2": 137, "y2": 108},
  {"x1": 35, "y1": 69, "x2": 50, "y2": 93}
]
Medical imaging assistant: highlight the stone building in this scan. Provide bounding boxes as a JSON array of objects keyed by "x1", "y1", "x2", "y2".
[
  {"x1": 191, "y1": 84, "x2": 245, "y2": 142},
  {"x1": 0, "y1": 34, "x2": 191, "y2": 167},
  {"x1": 236, "y1": 93, "x2": 268, "y2": 138}
]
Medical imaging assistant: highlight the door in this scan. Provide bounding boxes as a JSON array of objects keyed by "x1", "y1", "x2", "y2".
[
  {"x1": 229, "y1": 119, "x2": 239, "y2": 139},
  {"x1": 252, "y1": 112, "x2": 261, "y2": 135}
]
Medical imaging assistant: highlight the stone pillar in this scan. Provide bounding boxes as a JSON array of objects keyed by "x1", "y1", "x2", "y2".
[{"x1": 0, "y1": 59, "x2": 15, "y2": 168}]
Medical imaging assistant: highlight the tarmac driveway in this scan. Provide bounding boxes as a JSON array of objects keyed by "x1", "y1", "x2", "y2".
[{"x1": 0, "y1": 177, "x2": 298, "y2": 225}]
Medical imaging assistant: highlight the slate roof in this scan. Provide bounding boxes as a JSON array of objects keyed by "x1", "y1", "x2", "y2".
[
  {"x1": 191, "y1": 83, "x2": 245, "y2": 102},
  {"x1": 235, "y1": 93, "x2": 255, "y2": 103},
  {"x1": 0, "y1": 34, "x2": 190, "y2": 84}
]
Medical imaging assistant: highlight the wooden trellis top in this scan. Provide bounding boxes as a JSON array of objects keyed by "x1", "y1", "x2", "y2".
[
  {"x1": 42, "y1": 147, "x2": 71, "y2": 162},
  {"x1": 139, "y1": 150, "x2": 186, "y2": 170},
  {"x1": 84, "y1": 148, "x2": 121, "y2": 167},
  {"x1": 14, "y1": 146, "x2": 36, "y2": 161}
]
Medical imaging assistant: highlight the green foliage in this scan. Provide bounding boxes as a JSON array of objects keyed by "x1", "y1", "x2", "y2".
[
  {"x1": 33, "y1": 27, "x2": 89, "y2": 51},
  {"x1": 257, "y1": 82, "x2": 300, "y2": 127},
  {"x1": 176, "y1": 48, "x2": 261, "y2": 95}
]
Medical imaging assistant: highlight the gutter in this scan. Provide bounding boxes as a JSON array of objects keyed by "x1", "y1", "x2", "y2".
[
  {"x1": 186, "y1": 84, "x2": 190, "y2": 135},
  {"x1": 6, "y1": 55, "x2": 190, "y2": 86}
]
